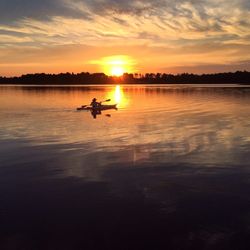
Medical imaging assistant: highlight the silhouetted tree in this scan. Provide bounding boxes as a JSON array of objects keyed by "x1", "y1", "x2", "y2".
[{"x1": 0, "y1": 71, "x2": 249, "y2": 85}]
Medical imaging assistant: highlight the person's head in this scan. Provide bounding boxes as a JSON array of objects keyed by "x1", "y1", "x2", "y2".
[{"x1": 92, "y1": 98, "x2": 97, "y2": 101}]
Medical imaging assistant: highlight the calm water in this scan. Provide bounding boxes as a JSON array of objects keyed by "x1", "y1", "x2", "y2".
[{"x1": 0, "y1": 84, "x2": 250, "y2": 249}]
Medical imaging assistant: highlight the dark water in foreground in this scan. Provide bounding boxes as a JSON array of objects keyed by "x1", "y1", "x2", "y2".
[{"x1": 0, "y1": 84, "x2": 250, "y2": 250}]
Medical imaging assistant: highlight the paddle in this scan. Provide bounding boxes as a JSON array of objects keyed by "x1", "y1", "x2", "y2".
[
  {"x1": 100, "y1": 99, "x2": 111, "y2": 103},
  {"x1": 81, "y1": 99, "x2": 111, "y2": 108}
]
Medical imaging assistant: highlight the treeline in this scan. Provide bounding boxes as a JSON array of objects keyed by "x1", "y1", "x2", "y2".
[{"x1": 0, "y1": 71, "x2": 249, "y2": 85}]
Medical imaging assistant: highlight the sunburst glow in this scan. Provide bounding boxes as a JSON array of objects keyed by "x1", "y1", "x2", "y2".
[
  {"x1": 111, "y1": 66, "x2": 124, "y2": 76},
  {"x1": 91, "y1": 55, "x2": 136, "y2": 76}
]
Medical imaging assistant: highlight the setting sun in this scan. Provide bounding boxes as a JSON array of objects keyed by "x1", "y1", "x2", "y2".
[
  {"x1": 111, "y1": 66, "x2": 124, "y2": 76},
  {"x1": 90, "y1": 55, "x2": 136, "y2": 76}
]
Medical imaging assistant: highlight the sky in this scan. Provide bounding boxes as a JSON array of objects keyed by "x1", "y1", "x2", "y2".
[{"x1": 0, "y1": 0, "x2": 250, "y2": 76}]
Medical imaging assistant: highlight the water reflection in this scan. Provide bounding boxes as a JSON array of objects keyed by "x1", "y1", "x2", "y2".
[
  {"x1": 0, "y1": 84, "x2": 250, "y2": 167},
  {"x1": 1, "y1": 84, "x2": 250, "y2": 249},
  {"x1": 106, "y1": 85, "x2": 129, "y2": 108},
  {"x1": 90, "y1": 107, "x2": 117, "y2": 119},
  {"x1": 114, "y1": 85, "x2": 122, "y2": 103}
]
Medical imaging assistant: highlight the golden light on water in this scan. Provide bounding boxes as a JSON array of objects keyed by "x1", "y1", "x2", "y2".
[
  {"x1": 90, "y1": 55, "x2": 136, "y2": 76},
  {"x1": 106, "y1": 85, "x2": 129, "y2": 108},
  {"x1": 114, "y1": 85, "x2": 122, "y2": 103}
]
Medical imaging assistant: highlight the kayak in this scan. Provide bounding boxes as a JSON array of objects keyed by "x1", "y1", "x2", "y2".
[{"x1": 77, "y1": 104, "x2": 117, "y2": 111}]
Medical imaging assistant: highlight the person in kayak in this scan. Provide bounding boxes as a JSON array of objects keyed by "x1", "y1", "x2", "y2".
[{"x1": 90, "y1": 98, "x2": 101, "y2": 108}]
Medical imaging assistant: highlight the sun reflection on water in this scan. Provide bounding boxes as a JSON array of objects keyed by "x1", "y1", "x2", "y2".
[
  {"x1": 107, "y1": 85, "x2": 128, "y2": 108},
  {"x1": 114, "y1": 85, "x2": 121, "y2": 103}
]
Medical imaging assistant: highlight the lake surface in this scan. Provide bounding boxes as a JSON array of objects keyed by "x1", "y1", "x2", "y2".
[{"x1": 1, "y1": 84, "x2": 250, "y2": 250}]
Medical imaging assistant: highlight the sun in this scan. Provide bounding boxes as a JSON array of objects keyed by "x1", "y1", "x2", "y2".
[
  {"x1": 90, "y1": 55, "x2": 136, "y2": 76},
  {"x1": 106, "y1": 56, "x2": 127, "y2": 76},
  {"x1": 111, "y1": 66, "x2": 124, "y2": 76}
]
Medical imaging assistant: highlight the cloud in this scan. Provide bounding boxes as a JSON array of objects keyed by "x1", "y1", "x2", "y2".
[
  {"x1": 0, "y1": 0, "x2": 91, "y2": 24},
  {"x1": 1, "y1": 0, "x2": 249, "y2": 40},
  {"x1": 0, "y1": 0, "x2": 250, "y2": 75}
]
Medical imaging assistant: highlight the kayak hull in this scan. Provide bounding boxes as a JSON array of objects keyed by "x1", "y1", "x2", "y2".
[{"x1": 77, "y1": 104, "x2": 117, "y2": 111}]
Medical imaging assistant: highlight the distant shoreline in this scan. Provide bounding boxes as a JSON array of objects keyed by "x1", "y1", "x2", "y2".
[{"x1": 1, "y1": 71, "x2": 250, "y2": 85}]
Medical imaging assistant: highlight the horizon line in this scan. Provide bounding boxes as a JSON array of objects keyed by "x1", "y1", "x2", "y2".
[{"x1": 1, "y1": 70, "x2": 249, "y2": 78}]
